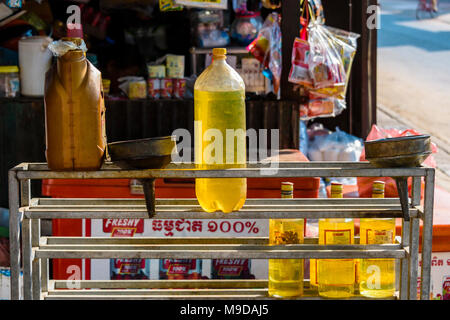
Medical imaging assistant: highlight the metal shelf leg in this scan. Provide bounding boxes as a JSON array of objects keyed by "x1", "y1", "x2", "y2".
[
  {"x1": 400, "y1": 219, "x2": 410, "y2": 299},
  {"x1": 32, "y1": 219, "x2": 42, "y2": 300},
  {"x1": 8, "y1": 170, "x2": 21, "y2": 300},
  {"x1": 22, "y1": 218, "x2": 32, "y2": 300},
  {"x1": 408, "y1": 177, "x2": 422, "y2": 300},
  {"x1": 420, "y1": 169, "x2": 435, "y2": 300}
]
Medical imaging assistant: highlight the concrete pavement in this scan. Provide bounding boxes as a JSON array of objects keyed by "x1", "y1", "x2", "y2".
[{"x1": 377, "y1": 0, "x2": 450, "y2": 192}]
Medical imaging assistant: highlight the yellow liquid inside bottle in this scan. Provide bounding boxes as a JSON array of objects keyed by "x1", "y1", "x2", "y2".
[
  {"x1": 310, "y1": 258, "x2": 318, "y2": 288},
  {"x1": 359, "y1": 218, "x2": 396, "y2": 298},
  {"x1": 318, "y1": 218, "x2": 355, "y2": 298},
  {"x1": 194, "y1": 49, "x2": 247, "y2": 213},
  {"x1": 268, "y1": 219, "x2": 304, "y2": 298}
]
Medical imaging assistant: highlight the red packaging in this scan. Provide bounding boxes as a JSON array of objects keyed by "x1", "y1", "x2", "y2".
[
  {"x1": 211, "y1": 259, "x2": 255, "y2": 279},
  {"x1": 147, "y1": 78, "x2": 161, "y2": 99},
  {"x1": 443, "y1": 276, "x2": 450, "y2": 300},
  {"x1": 288, "y1": 38, "x2": 313, "y2": 87},
  {"x1": 111, "y1": 259, "x2": 149, "y2": 280},
  {"x1": 173, "y1": 78, "x2": 186, "y2": 98},
  {"x1": 105, "y1": 218, "x2": 149, "y2": 280},
  {"x1": 160, "y1": 78, "x2": 173, "y2": 98},
  {"x1": 159, "y1": 259, "x2": 202, "y2": 280}
]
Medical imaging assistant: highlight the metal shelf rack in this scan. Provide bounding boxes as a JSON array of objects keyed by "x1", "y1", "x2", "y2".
[{"x1": 8, "y1": 161, "x2": 435, "y2": 300}]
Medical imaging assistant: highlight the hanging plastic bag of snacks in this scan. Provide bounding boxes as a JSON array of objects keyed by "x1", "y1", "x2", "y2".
[
  {"x1": 247, "y1": 12, "x2": 282, "y2": 98},
  {"x1": 289, "y1": 0, "x2": 359, "y2": 120},
  {"x1": 308, "y1": 23, "x2": 346, "y2": 90}
]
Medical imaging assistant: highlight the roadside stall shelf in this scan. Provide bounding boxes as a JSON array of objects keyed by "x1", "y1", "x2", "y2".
[{"x1": 8, "y1": 161, "x2": 434, "y2": 300}]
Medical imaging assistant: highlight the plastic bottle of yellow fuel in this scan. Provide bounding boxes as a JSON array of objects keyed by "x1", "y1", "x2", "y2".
[
  {"x1": 317, "y1": 182, "x2": 355, "y2": 298},
  {"x1": 359, "y1": 181, "x2": 396, "y2": 298},
  {"x1": 194, "y1": 48, "x2": 246, "y2": 213},
  {"x1": 268, "y1": 182, "x2": 304, "y2": 298}
]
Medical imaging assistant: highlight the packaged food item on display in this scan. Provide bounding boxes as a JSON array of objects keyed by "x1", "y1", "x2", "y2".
[
  {"x1": 159, "y1": 259, "x2": 203, "y2": 280},
  {"x1": 288, "y1": 38, "x2": 313, "y2": 88},
  {"x1": 159, "y1": 0, "x2": 184, "y2": 11},
  {"x1": 0, "y1": 66, "x2": 20, "y2": 97},
  {"x1": 128, "y1": 80, "x2": 147, "y2": 99},
  {"x1": 166, "y1": 55, "x2": 185, "y2": 79},
  {"x1": 147, "y1": 78, "x2": 161, "y2": 99},
  {"x1": 211, "y1": 259, "x2": 255, "y2": 279},
  {"x1": 303, "y1": 92, "x2": 334, "y2": 118},
  {"x1": 240, "y1": 58, "x2": 266, "y2": 93},
  {"x1": 247, "y1": 12, "x2": 282, "y2": 98},
  {"x1": 111, "y1": 259, "x2": 150, "y2": 280},
  {"x1": 307, "y1": 23, "x2": 346, "y2": 90},
  {"x1": 300, "y1": 91, "x2": 346, "y2": 120},
  {"x1": 173, "y1": 78, "x2": 186, "y2": 98},
  {"x1": 160, "y1": 78, "x2": 173, "y2": 98},
  {"x1": 174, "y1": 0, "x2": 227, "y2": 10},
  {"x1": 118, "y1": 76, "x2": 147, "y2": 99},
  {"x1": 288, "y1": 0, "x2": 359, "y2": 120},
  {"x1": 313, "y1": 26, "x2": 359, "y2": 99},
  {"x1": 444, "y1": 277, "x2": 450, "y2": 300},
  {"x1": 147, "y1": 65, "x2": 166, "y2": 78}
]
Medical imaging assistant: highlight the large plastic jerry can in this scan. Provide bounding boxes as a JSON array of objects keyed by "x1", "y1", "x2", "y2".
[{"x1": 44, "y1": 37, "x2": 106, "y2": 170}]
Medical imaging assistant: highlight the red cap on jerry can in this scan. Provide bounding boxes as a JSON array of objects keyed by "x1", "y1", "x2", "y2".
[{"x1": 67, "y1": 23, "x2": 84, "y2": 38}]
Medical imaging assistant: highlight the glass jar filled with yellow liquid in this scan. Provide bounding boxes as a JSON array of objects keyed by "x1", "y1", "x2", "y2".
[
  {"x1": 317, "y1": 182, "x2": 355, "y2": 298},
  {"x1": 194, "y1": 48, "x2": 247, "y2": 213},
  {"x1": 359, "y1": 181, "x2": 396, "y2": 298},
  {"x1": 269, "y1": 182, "x2": 304, "y2": 298}
]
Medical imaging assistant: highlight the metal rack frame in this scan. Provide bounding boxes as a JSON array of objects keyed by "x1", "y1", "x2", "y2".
[{"x1": 8, "y1": 161, "x2": 435, "y2": 300}]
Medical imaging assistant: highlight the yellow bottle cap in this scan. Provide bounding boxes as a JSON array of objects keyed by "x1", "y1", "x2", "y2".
[
  {"x1": 212, "y1": 48, "x2": 227, "y2": 56},
  {"x1": 330, "y1": 182, "x2": 343, "y2": 198},
  {"x1": 281, "y1": 182, "x2": 294, "y2": 191},
  {"x1": 281, "y1": 182, "x2": 294, "y2": 198},
  {"x1": 0, "y1": 66, "x2": 19, "y2": 73},
  {"x1": 372, "y1": 180, "x2": 386, "y2": 198},
  {"x1": 373, "y1": 181, "x2": 385, "y2": 189}
]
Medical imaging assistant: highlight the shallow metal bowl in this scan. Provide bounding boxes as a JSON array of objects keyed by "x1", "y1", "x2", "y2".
[
  {"x1": 108, "y1": 136, "x2": 176, "y2": 169},
  {"x1": 365, "y1": 135, "x2": 431, "y2": 168}
]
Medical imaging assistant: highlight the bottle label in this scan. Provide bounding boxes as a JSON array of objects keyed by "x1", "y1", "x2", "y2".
[
  {"x1": 273, "y1": 230, "x2": 301, "y2": 244},
  {"x1": 366, "y1": 229, "x2": 394, "y2": 244},
  {"x1": 324, "y1": 229, "x2": 352, "y2": 245}
]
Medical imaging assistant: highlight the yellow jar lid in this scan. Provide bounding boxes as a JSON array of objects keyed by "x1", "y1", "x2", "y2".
[{"x1": 0, "y1": 66, "x2": 19, "y2": 73}]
